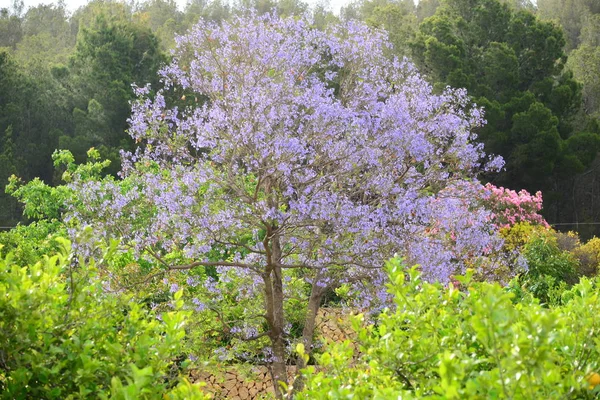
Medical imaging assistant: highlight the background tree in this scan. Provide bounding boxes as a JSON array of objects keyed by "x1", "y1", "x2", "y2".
[
  {"x1": 410, "y1": 0, "x2": 600, "y2": 222},
  {"x1": 568, "y1": 15, "x2": 600, "y2": 119},
  {"x1": 0, "y1": 0, "x2": 24, "y2": 49},
  {"x1": 311, "y1": 2, "x2": 338, "y2": 30},
  {"x1": 65, "y1": 10, "x2": 165, "y2": 171},
  {"x1": 341, "y1": 0, "x2": 417, "y2": 55},
  {"x1": 134, "y1": 0, "x2": 184, "y2": 50},
  {"x1": 13, "y1": 2, "x2": 74, "y2": 68},
  {"x1": 0, "y1": 50, "x2": 72, "y2": 224},
  {"x1": 183, "y1": 0, "x2": 231, "y2": 26},
  {"x1": 536, "y1": 0, "x2": 599, "y2": 51},
  {"x1": 500, "y1": 0, "x2": 534, "y2": 11},
  {"x1": 416, "y1": 0, "x2": 440, "y2": 21},
  {"x1": 0, "y1": 126, "x2": 19, "y2": 225},
  {"x1": 69, "y1": 0, "x2": 133, "y2": 28}
]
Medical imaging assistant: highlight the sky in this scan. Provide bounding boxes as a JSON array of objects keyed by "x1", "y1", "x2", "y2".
[{"x1": 2, "y1": 0, "x2": 355, "y2": 15}]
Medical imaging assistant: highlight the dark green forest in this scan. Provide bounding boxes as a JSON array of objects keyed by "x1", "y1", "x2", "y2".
[{"x1": 1, "y1": 0, "x2": 600, "y2": 234}]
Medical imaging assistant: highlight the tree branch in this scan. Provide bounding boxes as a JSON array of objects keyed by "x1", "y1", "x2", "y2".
[{"x1": 145, "y1": 246, "x2": 262, "y2": 273}]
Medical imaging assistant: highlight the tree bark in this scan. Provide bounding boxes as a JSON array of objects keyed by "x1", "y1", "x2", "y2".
[
  {"x1": 291, "y1": 281, "x2": 323, "y2": 394},
  {"x1": 264, "y1": 232, "x2": 288, "y2": 398}
]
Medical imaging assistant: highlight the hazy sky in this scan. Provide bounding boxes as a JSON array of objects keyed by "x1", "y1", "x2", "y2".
[{"x1": 3, "y1": 0, "x2": 353, "y2": 15}]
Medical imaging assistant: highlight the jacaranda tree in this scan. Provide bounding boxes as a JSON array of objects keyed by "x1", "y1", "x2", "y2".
[{"x1": 67, "y1": 12, "x2": 506, "y2": 397}]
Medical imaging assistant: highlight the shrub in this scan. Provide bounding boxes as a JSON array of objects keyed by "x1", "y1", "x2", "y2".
[
  {"x1": 0, "y1": 238, "x2": 207, "y2": 399},
  {"x1": 0, "y1": 220, "x2": 65, "y2": 266},
  {"x1": 518, "y1": 230, "x2": 579, "y2": 304},
  {"x1": 497, "y1": 225, "x2": 582, "y2": 304},
  {"x1": 498, "y1": 222, "x2": 540, "y2": 252},
  {"x1": 572, "y1": 237, "x2": 600, "y2": 277},
  {"x1": 483, "y1": 183, "x2": 549, "y2": 229},
  {"x1": 299, "y1": 258, "x2": 600, "y2": 399},
  {"x1": 553, "y1": 230, "x2": 581, "y2": 252}
]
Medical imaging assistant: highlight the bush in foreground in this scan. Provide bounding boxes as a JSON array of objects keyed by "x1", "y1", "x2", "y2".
[
  {"x1": 299, "y1": 258, "x2": 600, "y2": 399},
  {"x1": 0, "y1": 239, "x2": 207, "y2": 399}
]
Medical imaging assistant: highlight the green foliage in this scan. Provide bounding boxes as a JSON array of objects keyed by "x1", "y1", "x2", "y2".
[
  {"x1": 416, "y1": 0, "x2": 440, "y2": 21},
  {"x1": 183, "y1": 0, "x2": 231, "y2": 26},
  {"x1": 0, "y1": 220, "x2": 65, "y2": 266},
  {"x1": 0, "y1": 45, "x2": 73, "y2": 224},
  {"x1": 498, "y1": 221, "x2": 538, "y2": 251},
  {"x1": 498, "y1": 225, "x2": 579, "y2": 304},
  {"x1": 0, "y1": 238, "x2": 207, "y2": 399},
  {"x1": 520, "y1": 229, "x2": 578, "y2": 285},
  {"x1": 299, "y1": 258, "x2": 600, "y2": 399},
  {"x1": 341, "y1": 0, "x2": 417, "y2": 56},
  {"x1": 498, "y1": 223, "x2": 600, "y2": 303},
  {"x1": 134, "y1": 0, "x2": 186, "y2": 51},
  {"x1": 162, "y1": 379, "x2": 210, "y2": 400},
  {"x1": 0, "y1": 3, "x2": 23, "y2": 49},
  {"x1": 568, "y1": 15, "x2": 600, "y2": 119},
  {"x1": 6, "y1": 175, "x2": 70, "y2": 221},
  {"x1": 14, "y1": 3, "x2": 74, "y2": 69},
  {"x1": 4, "y1": 148, "x2": 112, "y2": 225},
  {"x1": 536, "y1": 0, "x2": 599, "y2": 51},
  {"x1": 572, "y1": 237, "x2": 600, "y2": 277},
  {"x1": 65, "y1": 11, "x2": 165, "y2": 172},
  {"x1": 0, "y1": 126, "x2": 18, "y2": 225}
]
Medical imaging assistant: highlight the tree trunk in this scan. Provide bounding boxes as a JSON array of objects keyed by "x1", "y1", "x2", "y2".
[
  {"x1": 292, "y1": 282, "x2": 323, "y2": 394},
  {"x1": 264, "y1": 233, "x2": 288, "y2": 398}
]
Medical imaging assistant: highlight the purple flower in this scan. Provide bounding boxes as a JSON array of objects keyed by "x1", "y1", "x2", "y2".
[{"x1": 192, "y1": 297, "x2": 206, "y2": 312}]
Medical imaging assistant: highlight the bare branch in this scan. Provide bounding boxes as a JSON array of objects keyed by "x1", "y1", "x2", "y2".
[
  {"x1": 169, "y1": 260, "x2": 260, "y2": 272},
  {"x1": 145, "y1": 246, "x2": 262, "y2": 273}
]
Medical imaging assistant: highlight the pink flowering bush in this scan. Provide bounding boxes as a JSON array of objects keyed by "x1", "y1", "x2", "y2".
[{"x1": 484, "y1": 183, "x2": 549, "y2": 229}]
